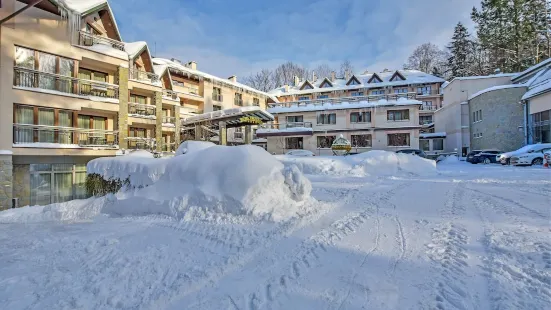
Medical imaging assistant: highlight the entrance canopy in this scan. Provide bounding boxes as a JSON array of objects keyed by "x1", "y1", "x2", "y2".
[{"x1": 182, "y1": 106, "x2": 274, "y2": 129}]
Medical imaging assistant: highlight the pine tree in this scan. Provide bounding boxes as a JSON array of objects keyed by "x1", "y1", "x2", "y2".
[{"x1": 448, "y1": 22, "x2": 472, "y2": 78}]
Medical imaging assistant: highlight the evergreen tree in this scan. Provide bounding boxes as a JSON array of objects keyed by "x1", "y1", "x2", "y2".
[{"x1": 447, "y1": 22, "x2": 472, "y2": 78}]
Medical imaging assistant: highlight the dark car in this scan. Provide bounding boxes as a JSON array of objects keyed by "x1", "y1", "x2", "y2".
[
  {"x1": 396, "y1": 149, "x2": 427, "y2": 158},
  {"x1": 466, "y1": 150, "x2": 482, "y2": 163},
  {"x1": 469, "y1": 149, "x2": 501, "y2": 164}
]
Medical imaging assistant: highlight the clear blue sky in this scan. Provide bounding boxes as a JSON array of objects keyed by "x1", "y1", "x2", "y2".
[{"x1": 109, "y1": 0, "x2": 479, "y2": 78}]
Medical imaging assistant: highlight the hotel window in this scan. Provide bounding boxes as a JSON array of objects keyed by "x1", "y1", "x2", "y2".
[
  {"x1": 394, "y1": 88, "x2": 408, "y2": 94},
  {"x1": 433, "y1": 138, "x2": 444, "y2": 150},
  {"x1": 30, "y1": 163, "x2": 89, "y2": 206},
  {"x1": 349, "y1": 79, "x2": 360, "y2": 86},
  {"x1": 317, "y1": 136, "x2": 336, "y2": 148},
  {"x1": 298, "y1": 96, "x2": 310, "y2": 101},
  {"x1": 15, "y1": 46, "x2": 35, "y2": 70},
  {"x1": 419, "y1": 115, "x2": 433, "y2": 125},
  {"x1": 287, "y1": 115, "x2": 304, "y2": 123},
  {"x1": 37, "y1": 108, "x2": 55, "y2": 143},
  {"x1": 371, "y1": 89, "x2": 385, "y2": 95},
  {"x1": 387, "y1": 109, "x2": 410, "y2": 121},
  {"x1": 351, "y1": 91, "x2": 364, "y2": 97},
  {"x1": 351, "y1": 134, "x2": 372, "y2": 147},
  {"x1": 387, "y1": 133, "x2": 410, "y2": 146},
  {"x1": 130, "y1": 94, "x2": 147, "y2": 104},
  {"x1": 14, "y1": 105, "x2": 34, "y2": 143},
  {"x1": 317, "y1": 113, "x2": 336, "y2": 125},
  {"x1": 417, "y1": 85, "x2": 432, "y2": 95},
  {"x1": 420, "y1": 140, "x2": 430, "y2": 151},
  {"x1": 531, "y1": 110, "x2": 550, "y2": 143},
  {"x1": 318, "y1": 95, "x2": 329, "y2": 99},
  {"x1": 286, "y1": 137, "x2": 303, "y2": 149},
  {"x1": 212, "y1": 87, "x2": 222, "y2": 101},
  {"x1": 350, "y1": 111, "x2": 371, "y2": 123},
  {"x1": 213, "y1": 105, "x2": 222, "y2": 111},
  {"x1": 253, "y1": 98, "x2": 260, "y2": 106},
  {"x1": 234, "y1": 93, "x2": 243, "y2": 106}
]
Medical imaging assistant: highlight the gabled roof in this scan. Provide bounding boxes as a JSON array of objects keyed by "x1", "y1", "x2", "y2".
[
  {"x1": 54, "y1": 0, "x2": 122, "y2": 41},
  {"x1": 368, "y1": 73, "x2": 383, "y2": 83},
  {"x1": 346, "y1": 75, "x2": 361, "y2": 86},
  {"x1": 390, "y1": 70, "x2": 406, "y2": 82},
  {"x1": 154, "y1": 65, "x2": 174, "y2": 90},
  {"x1": 318, "y1": 78, "x2": 333, "y2": 88},
  {"x1": 512, "y1": 57, "x2": 551, "y2": 83},
  {"x1": 300, "y1": 80, "x2": 315, "y2": 90},
  {"x1": 125, "y1": 41, "x2": 148, "y2": 59}
]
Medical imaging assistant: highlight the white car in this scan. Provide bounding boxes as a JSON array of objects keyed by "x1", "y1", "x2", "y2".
[
  {"x1": 285, "y1": 150, "x2": 315, "y2": 157},
  {"x1": 497, "y1": 143, "x2": 551, "y2": 165},
  {"x1": 510, "y1": 147, "x2": 551, "y2": 166}
]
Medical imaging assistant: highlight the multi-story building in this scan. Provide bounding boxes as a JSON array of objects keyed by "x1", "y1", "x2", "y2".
[
  {"x1": 0, "y1": 0, "x2": 272, "y2": 209},
  {"x1": 260, "y1": 70, "x2": 445, "y2": 155}
]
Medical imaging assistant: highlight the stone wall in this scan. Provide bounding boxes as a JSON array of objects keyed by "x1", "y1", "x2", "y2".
[
  {"x1": 0, "y1": 156, "x2": 13, "y2": 210},
  {"x1": 12, "y1": 164, "x2": 30, "y2": 207},
  {"x1": 469, "y1": 87, "x2": 526, "y2": 152}
]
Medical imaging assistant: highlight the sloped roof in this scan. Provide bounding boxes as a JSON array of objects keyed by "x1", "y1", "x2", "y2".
[
  {"x1": 512, "y1": 57, "x2": 551, "y2": 82},
  {"x1": 267, "y1": 97, "x2": 422, "y2": 114},
  {"x1": 54, "y1": 0, "x2": 122, "y2": 41},
  {"x1": 268, "y1": 70, "x2": 445, "y2": 96},
  {"x1": 124, "y1": 41, "x2": 148, "y2": 59}
]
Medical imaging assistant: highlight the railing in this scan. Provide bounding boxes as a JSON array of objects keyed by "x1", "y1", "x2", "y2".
[
  {"x1": 14, "y1": 67, "x2": 119, "y2": 99},
  {"x1": 416, "y1": 89, "x2": 440, "y2": 96},
  {"x1": 420, "y1": 105, "x2": 438, "y2": 111},
  {"x1": 78, "y1": 31, "x2": 125, "y2": 51},
  {"x1": 13, "y1": 124, "x2": 118, "y2": 147},
  {"x1": 270, "y1": 93, "x2": 417, "y2": 109},
  {"x1": 212, "y1": 93, "x2": 223, "y2": 101},
  {"x1": 161, "y1": 142, "x2": 176, "y2": 152},
  {"x1": 163, "y1": 89, "x2": 179, "y2": 100},
  {"x1": 258, "y1": 122, "x2": 313, "y2": 130},
  {"x1": 129, "y1": 68, "x2": 161, "y2": 85},
  {"x1": 172, "y1": 82, "x2": 200, "y2": 96},
  {"x1": 234, "y1": 132, "x2": 244, "y2": 139},
  {"x1": 126, "y1": 137, "x2": 156, "y2": 150},
  {"x1": 234, "y1": 99, "x2": 244, "y2": 106},
  {"x1": 162, "y1": 116, "x2": 176, "y2": 124},
  {"x1": 128, "y1": 102, "x2": 156, "y2": 117}
]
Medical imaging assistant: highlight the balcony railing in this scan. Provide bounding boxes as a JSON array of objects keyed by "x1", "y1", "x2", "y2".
[
  {"x1": 128, "y1": 102, "x2": 156, "y2": 117},
  {"x1": 14, "y1": 67, "x2": 119, "y2": 99},
  {"x1": 78, "y1": 31, "x2": 125, "y2": 51},
  {"x1": 420, "y1": 105, "x2": 438, "y2": 111},
  {"x1": 162, "y1": 116, "x2": 176, "y2": 124},
  {"x1": 270, "y1": 93, "x2": 417, "y2": 109},
  {"x1": 126, "y1": 137, "x2": 156, "y2": 150},
  {"x1": 13, "y1": 124, "x2": 118, "y2": 148},
  {"x1": 258, "y1": 122, "x2": 313, "y2": 130},
  {"x1": 161, "y1": 142, "x2": 176, "y2": 152},
  {"x1": 129, "y1": 68, "x2": 161, "y2": 85},
  {"x1": 416, "y1": 89, "x2": 440, "y2": 96},
  {"x1": 172, "y1": 82, "x2": 200, "y2": 96},
  {"x1": 163, "y1": 90, "x2": 179, "y2": 100},
  {"x1": 212, "y1": 93, "x2": 223, "y2": 101},
  {"x1": 234, "y1": 99, "x2": 244, "y2": 106}
]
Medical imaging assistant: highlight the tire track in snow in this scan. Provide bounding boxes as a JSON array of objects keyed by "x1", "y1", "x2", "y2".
[{"x1": 465, "y1": 187, "x2": 548, "y2": 219}]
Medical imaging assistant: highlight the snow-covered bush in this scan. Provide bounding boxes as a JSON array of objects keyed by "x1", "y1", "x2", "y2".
[{"x1": 85, "y1": 173, "x2": 129, "y2": 197}]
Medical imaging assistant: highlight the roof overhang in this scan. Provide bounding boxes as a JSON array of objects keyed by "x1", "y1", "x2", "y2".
[{"x1": 182, "y1": 107, "x2": 274, "y2": 129}]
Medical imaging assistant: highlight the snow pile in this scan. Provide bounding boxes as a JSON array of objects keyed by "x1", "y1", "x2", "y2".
[
  {"x1": 175, "y1": 140, "x2": 215, "y2": 155},
  {"x1": 277, "y1": 150, "x2": 437, "y2": 177},
  {"x1": 438, "y1": 155, "x2": 461, "y2": 165}
]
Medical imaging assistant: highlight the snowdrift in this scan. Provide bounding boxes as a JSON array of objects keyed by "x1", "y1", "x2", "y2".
[
  {"x1": 1, "y1": 145, "x2": 312, "y2": 223},
  {"x1": 277, "y1": 150, "x2": 437, "y2": 177},
  {"x1": 175, "y1": 140, "x2": 215, "y2": 155},
  {"x1": 438, "y1": 155, "x2": 461, "y2": 165}
]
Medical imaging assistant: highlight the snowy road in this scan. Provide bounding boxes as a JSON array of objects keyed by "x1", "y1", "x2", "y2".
[{"x1": 1, "y1": 162, "x2": 550, "y2": 310}]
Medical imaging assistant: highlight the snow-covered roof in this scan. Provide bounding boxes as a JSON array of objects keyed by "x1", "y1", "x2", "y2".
[
  {"x1": 268, "y1": 98, "x2": 422, "y2": 114},
  {"x1": 512, "y1": 57, "x2": 551, "y2": 82},
  {"x1": 268, "y1": 70, "x2": 445, "y2": 96},
  {"x1": 124, "y1": 41, "x2": 148, "y2": 59},
  {"x1": 256, "y1": 127, "x2": 314, "y2": 134},
  {"x1": 442, "y1": 73, "x2": 517, "y2": 89},
  {"x1": 55, "y1": 0, "x2": 122, "y2": 41},
  {"x1": 522, "y1": 79, "x2": 551, "y2": 100},
  {"x1": 420, "y1": 132, "x2": 446, "y2": 139},
  {"x1": 182, "y1": 106, "x2": 274, "y2": 125},
  {"x1": 152, "y1": 58, "x2": 271, "y2": 98},
  {"x1": 468, "y1": 84, "x2": 527, "y2": 101}
]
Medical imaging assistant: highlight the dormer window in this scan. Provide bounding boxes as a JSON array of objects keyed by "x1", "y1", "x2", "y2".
[
  {"x1": 390, "y1": 71, "x2": 406, "y2": 82},
  {"x1": 346, "y1": 75, "x2": 361, "y2": 86},
  {"x1": 300, "y1": 80, "x2": 314, "y2": 90},
  {"x1": 319, "y1": 78, "x2": 333, "y2": 88},
  {"x1": 368, "y1": 73, "x2": 383, "y2": 84}
]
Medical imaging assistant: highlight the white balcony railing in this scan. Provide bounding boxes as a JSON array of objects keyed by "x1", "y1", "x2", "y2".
[
  {"x1": 162, "y1": 116, "x2": 176, "y2": 124},
  {"x1": 129, "y1": 68, "x2": 161, "y2": 85},
  {"x1": 126, "y1": 137, "x2": 156, "y2": 150},
  {"x1": 13, "y1": 124, "x2": 118, "y2": 148},
  {"x1": 270, "y1": 93, "x2": 417, "y2": 109},
  {"x1": 420, "y1": 105, "x2": 438, "y2": 111},
  {"x1": 163, "y1": 89, "x2": 179, "y2": 100},
  {"x1": 128, "y1": 102, "x2": 156, "y2": 117},
  {"x1": 78, "y1": 31, "x2": 125, "y2": 51}
]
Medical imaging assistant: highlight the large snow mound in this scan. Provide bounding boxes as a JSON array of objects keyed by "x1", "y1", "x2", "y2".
[
  {"x1": 277, "y1": 151, "x2": 437, "y2": 177},
  {"x1": 3, "y1": 146, "x2": 312, "y2": 223},
  {"x1": 175, "y1": 140, "x2": 216, "y2": 155}
]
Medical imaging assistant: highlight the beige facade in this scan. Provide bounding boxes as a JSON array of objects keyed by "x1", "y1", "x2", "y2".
[{"x1": 0, "y1": 0, "x2": 271, "y2": 209}]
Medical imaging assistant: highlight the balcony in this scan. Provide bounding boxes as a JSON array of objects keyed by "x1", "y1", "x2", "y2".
[
  {"x1": 416, "y1": 89, "x2": 440, "y2": 96},
  {"x1": 13, "y1": 124, "x2": 118, "y2": 148},
  {"x1": 162, "y1": 116, "x2": 176, "y2": 125},
  {"x1": 126, "y1": 137, "x2": 156, "y2": 150},
  {"x1": 269, "y1": 93, "x2": 417, "y2": 109},
  {"x1": 128, "y1": 102, "x2": 156, "y2": 118},
  {"x1": 129, "y1": 68, "x2": 161, "y2": 85},
  {"x1": 78, "y1": 31, "x2": 125, "y2": 51},
  {"x1": 420, "y1": 105, "x2": 438, "y2": 111},
  {"x1": 212, "y1": 93, "x2": 223, "y2": 102},
  {"x1": 161, "y1": 142, "x2": 176, "y2": 152},
  {"x1": 163, "y1": 90, "x2": 179, "y2": 101},
  {"x1": 256, "y1": 122, "x2": 314, "y2": 137},
  {"x1": 14, "y1": 67, "x2": 119, "y2": 100},
  {"x1": 172, "y1": 81, "x2": 200, "y2": 95}
]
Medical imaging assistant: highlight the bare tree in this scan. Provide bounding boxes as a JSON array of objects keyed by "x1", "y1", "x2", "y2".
[
  {"x1": 311, "y1": 63, "x2": 334, "y2": 80},
  {"x1": 339, "y1": 60, "x2": 355, "y2": 77},
  {"x1": 273, "y1": 61, "x2": 310, "y2": 86},
  {"x1": 404, "y1": 43, "x2": 449, "y2": 77},
  {"x1": 242, "y1": 69, "x2": 275, "y2": 92}
]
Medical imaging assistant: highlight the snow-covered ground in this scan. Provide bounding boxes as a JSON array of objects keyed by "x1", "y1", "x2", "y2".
[{"x1": 1, "y1": 153, "x2": 550, "y2": 310}]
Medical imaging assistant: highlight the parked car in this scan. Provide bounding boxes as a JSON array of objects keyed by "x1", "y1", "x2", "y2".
[
  {"x1": 466, "y1": 150, "x2": 482, "y2": 163},
  {"x1": 395, "y1": 149, "x2": 427, "y2": 158},
  {"x1": 471, "y1": 150, "x2": 502, "y2": 164},
  {"x1": 544, "y1": 150, "x2": 551, "y2": 167},
  {"x1": 285, "y1": 150, "x2": 315, "y2": 157},
  {"x1": 510, "y1": 147, "x2": 551, "y2": 166},
  {"x1": 497, "y1": 143, "x2": 551, "y2": 165}
]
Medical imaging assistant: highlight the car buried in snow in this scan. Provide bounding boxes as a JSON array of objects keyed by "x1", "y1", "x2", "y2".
[
  {"x1": 470, "y1": 150, "x2": 502, "y2": 164},
  {"x1": 395, "y1": 149, "x2": 427, "y2": 158},
  {"x1": 497, "y1": 143, "x2": 551, "y2": 165},
  {"x1": 285, "y1": 150, "x2": 315, "y2": 157},
  {"x1": 509, "y1": 147, "x2": 551, "y2": 166}
]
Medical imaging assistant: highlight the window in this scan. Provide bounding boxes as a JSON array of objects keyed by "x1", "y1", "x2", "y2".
[
  {"x1": 350, "y1": 111, "x2": 371, "y2": 123},
  {"x1": 394, "y1": 88, "x2": 408, "y2": 94},
  {"x1": 349, "y1": 79, "x2": 360, "y2": 86},
  {"x1": 287, "y1": 115, "x2": 304, "y2": 123},
  {"x1": 317, "y1": 113, "x2": 336, "y2": 125},
  {"x1": 286, "y1": 137, "x2": 303, "y2": 149},
  {"x1": 234, "y1": 93, "x2": 243, "y2": 106},
  {"x1": 213, "y1": 105, "x2": 222, "y2": 111},
  {"x1": 351, "y1": 91, "x2": 364, "y2": 97},
  {"x1": 298, "y1": 96, "x2": 310, "y2": 101},
  {"x1": 30, "y1": 163, "x2": 89, "y2": 205},
  {"x1": 14, "y1": 47, "x2": 76, "y2": 91},
  {"x1": 420, "y1": 140, "x2": 430, "y2": 151},
  {"x1": 473, "y1": 109, "x2": 483, "y2": 123},
  {"x1": 420, "y1": 115, "x2": 433, "y2": 125},
  {"x1": 351, "y1": 134, "x2": 372, "y2": 147},
  {"x1": 14, "y1": 105, "x2": 34, "y2": 143},
  {"x1": 417, "y1": 85, "x2": 432, "y2": 95},
  {"x1": 37, "y1": 108, "x2": 54, "y2": 142},
  {"x1": 433, "y1": 138, "x2": 444, "y2": 150},
  {"x1": 387, "y1": 133, "x2": 410, "y2": 146},
  {"x1": 212, "y1": 87, "x2": 222, "y2": 101},
  {"x1": 371, "y1": 89, "x2": 385, "y2": 95},
  {"x1": 474, "y1": 132, "x2": 484, "y2": 139},
  {"x1": 318, "y1": 95, "x2": 329, "y2": 99},
  {"x1": 531, "y1": 109, "x2": 551, "y2": 143},
  {"x1": 130, "y1": 94, "x2": 147, "y2": 104},
  {"x1": 387, "y1": 109, "x2": 410, "y2": 121},
  {"x1": 317, "y1": 136, "x2": 336, "y2": 148},
  {"x1": 253, "y1": 98, "x2": 260, "y2": 106},
  {"x1": 15, "y1": 46, "x2": 35, "y2": 69}
]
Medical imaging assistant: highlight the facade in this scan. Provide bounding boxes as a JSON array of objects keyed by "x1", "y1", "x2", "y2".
[
  {"x1": 0, "y1": 0, "x2": 271, "y2": 209},
  {"x1": 262, "y1": 70, "x2": 445, "y2": 154},
  {"x1": 468, "y1": 86, "x2": 527, "y2": 152},
  {"x1": 435, "y1": 73, "x2": 517, "y2": 156}
]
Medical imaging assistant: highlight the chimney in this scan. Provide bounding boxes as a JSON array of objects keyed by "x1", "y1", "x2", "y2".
[
  {"x1": 284, "y1": 85, "x2": 289, "y2": 92},
  {"x1": 187, "y1": 61, "x2": 197, "y2": 70},
  {"x1": 228, "y1": 75, "x2": 237, "y2": 83},
  {"x1": 293, "y1": 75, "x2": 300, "y2": 86},
  {"x1": 330, "y1": 71, "x2": 336, "y2": 82},
  {"x1": 312, "y1": 71, "x2": 317, "y2": 82}
]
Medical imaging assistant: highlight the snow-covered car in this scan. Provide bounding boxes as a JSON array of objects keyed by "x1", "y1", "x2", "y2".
[
  {"x1": 510, "y1": 147, "x2": 551, "y2": 166},
  {"x1": 285, "y1": 150, "x2": 315, "y2": 157},
  {"x1": 471, "y1": 149, "x2": 502, "y2": 164},
  {"x1": 497, "y1": 143, "x2": 551, "y2": 165},
  {"x1": 395, "y1": 149, "x2": 427, "y2": 158},
  {"x1": 544, "y1": 150, "x2": 551, "y2": 167}
]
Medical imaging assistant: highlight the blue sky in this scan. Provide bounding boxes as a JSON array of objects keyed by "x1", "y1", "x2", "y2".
[{"x1": 109, "y1": 0, "x2": 479, "y2": 79}]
